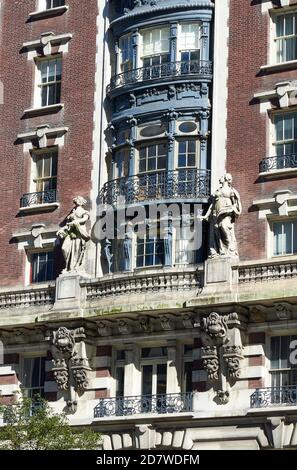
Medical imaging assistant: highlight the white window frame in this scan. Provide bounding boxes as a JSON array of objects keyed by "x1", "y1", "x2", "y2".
[
  {"x1": 270, "y1": 109, "x2": 297, "y2": 157},
  {"x1": 140, "y1": 27, "x2": 170, "y2": 65},
  {"x1": 38, "y1": 0, "x2": 65, "y2": 10},
  {"x1": 271, "y1": 218, "x2": 297, "y2": 257},
  {"x1": 20, "y1": 355, "x2": 47, "y2": 398},
  {"x1": 27, "y1": 249, "x2": 55, "y2": 285},
  {"x1": 177, "y1": 22, "x2": 201, "y2": 62},
  {"x1": 270, "y1": 10, "x2": 297, "y2": 65},
  {"x1": 140, "y1": 347, "x2": 168, "y2": 396},
  {"x1": 34, "y1": 56, "x2": 62, "y2": 109},
  {"x1": 30, "y1": 147, "x2": 58, "y2": 194}
]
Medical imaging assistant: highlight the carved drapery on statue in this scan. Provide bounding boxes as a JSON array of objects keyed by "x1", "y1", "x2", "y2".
[
  {"x1": 201, "y1": 174, "x2": 242, "y2": 258},
  {"x1": 57, "y1": 196, "x2": 90, "y2": 273},
  {"x1": 200, "y1": 311, "x2": 245, "y2": 404},
  {"x1": 46, "y1": 326, "x2": 91, "y2": 412}
]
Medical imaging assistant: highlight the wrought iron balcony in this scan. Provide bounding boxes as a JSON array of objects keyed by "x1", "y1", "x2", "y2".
[
  {"x1": 94, "y1": 392, "x2": 193, "y2": 418},
  {"x1": 107, "y1": 60, "x2": 213, "y2": 93},
  {"x1": 99, "y1": 169, "x2": 211, "y2": 207},
  {"x1": 259, "y1": 154, "x2": 297, "y2": 173},
  {"x1": 251, "y1": 386, "x2": 297, "y2": 408},
  {"x1": 20, "y1": 189, "x2": 57, "y2": 208}
]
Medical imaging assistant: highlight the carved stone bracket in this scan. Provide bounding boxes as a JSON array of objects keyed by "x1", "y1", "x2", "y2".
[
  {"x1": 200, "y1": 311, "x2": 245, "y2": 404},
  {"x1": 201, "y1": 346, "x2": 219, "y2": 381},
  {"x1": 46, "y1": 326, "x2": 91, "y2": 412}
]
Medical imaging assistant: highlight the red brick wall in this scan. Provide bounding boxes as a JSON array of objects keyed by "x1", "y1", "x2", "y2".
[
  {"x1": 227, "y1": 0, "x2": 297, "y2": 261},
  {"x1": 0, "y1": 0, "x2": 98, "y2": 286}
]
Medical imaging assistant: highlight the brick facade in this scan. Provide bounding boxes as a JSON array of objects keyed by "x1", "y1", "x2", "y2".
[
  {"x1": 0, "y1": 0, "x2": 98, "y2": 286},
  {"x1": 227, "y1": 0, "x2": 297, "y2": 261}
]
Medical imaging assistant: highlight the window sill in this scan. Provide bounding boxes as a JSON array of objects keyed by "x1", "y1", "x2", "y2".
[
  {"x1": 23, "y1": 103, "x2": 64, "y2": 118},
  {"x1": 260, "y1": 60, "x2": 297, "y2": 73},
  {"x1": 19, "y1": 202, "x2": 59, "y2": 214},
  {"x1": 28, "y1": 5, "x2": 68, "y2": 21},
  {"x1": 259, "y1": 167, "x2": 297, "y2": 179}
]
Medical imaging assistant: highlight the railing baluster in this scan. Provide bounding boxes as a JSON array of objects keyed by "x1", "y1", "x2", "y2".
[{"x1": 94, "y1": 392, "x2": 193, "y2": 418}]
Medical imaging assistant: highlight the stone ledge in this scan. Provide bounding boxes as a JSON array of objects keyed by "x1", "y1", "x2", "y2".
[{"x1": 28, "y1": 5, "x2": 69, "y2": 20}]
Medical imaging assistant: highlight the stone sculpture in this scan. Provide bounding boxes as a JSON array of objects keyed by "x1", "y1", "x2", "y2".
[
  {"x1": 57, "y1": 196, "x2": 90, "y2": 272},
  {"x1": 200, "y1": 173, "x2": 242, "y2": 258}
]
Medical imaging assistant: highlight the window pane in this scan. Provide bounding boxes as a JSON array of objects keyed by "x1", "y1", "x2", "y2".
[
  {"x1": 276, "y1": 16, "x2": 284, "y2": 38},
  {"x1": 142, "y1": 365, "x2": 153, "y2": 395},
  {"x1": 284, "y1": 114, "x2": 293, "y2": 140},
  {"x1": 271, "y1": 337, "x2": 280, "y2": 369},
  {"x1": 285, "y1": 14, "x2": 294, "y2": 36},
  {"x1": 116, "y1": 367, "x2": 124, "y2": 398},
  {"x1": 156, "y1": 364, "x2": 167, "y2": 395},
  {"x1": 280, "y1": 336, "x2": 289, "y2": 369},
  {"x1": 274, "y1": 222, "x2": 283, "y2": 256},
  {"x1": 56, "y1": 59, "x2": 62, "y2": 81},
  {"x1": 283, "y1": 221, "x2": 292, "y2": 254},
  {"x1": 142, "y1": 347, "x2": 167, "y2": 358},
  {"x1": 48, "y1": 61, "x2": 56, "y2": 82}
]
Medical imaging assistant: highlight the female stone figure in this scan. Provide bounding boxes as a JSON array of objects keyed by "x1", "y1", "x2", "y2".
[
  {"x1": 122, "y1": 222, "x2": 133, "y2": 272},
  {"x1": 200, "y1": 174, "x2": 242, "y2": 258},
  {"x1": 57, "y1": 196, "x2": 90, "y2": 272}
]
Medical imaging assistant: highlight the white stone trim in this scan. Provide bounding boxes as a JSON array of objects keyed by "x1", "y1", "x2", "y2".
[
  {"x1": 23, "y1": 103, "x2": 64, "y2": 118},
  {"x1": 22, "y1": 32, "x2": 72, "y2": 60},
  {"x1": 28, "y1": 5, "x2": 68, "y2": 20},
  {"x1": 89, "y1": 377, "x2": 111, "y2": 390},
  {"x1": 0, "y1": 384, "x2": 19, "y2": 396},
  {"x1": 243, "y1": 345, "x2": 265, "y2": 356},
  {"x1": 211, "y1": 0, "x2": 229, "y2": 191},
  {"x1": 17, "y1": 125, "x2": 68, "y2": 152},
  {"x1": 0, "y1": 366, "x2": 15, "y2": 376},
  {"x1": 253, "y1": 190, "x2": 297, "y2": 219},
  {"x1": 92, "y1": 356, "x2": 111, "y2": 368},
  {"x1": 90, "y1": 0, "x2": 110, "y2": 278}
]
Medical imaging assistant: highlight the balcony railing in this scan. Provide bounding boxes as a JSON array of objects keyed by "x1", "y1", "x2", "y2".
[
  {"x1": 107, "y1": 60, "x2": 213, "y2": 93},
  {"x1": 99, "y1": 169, "x2": 211, "y2": 207},
  {"x1": 20, "y1": 189, "x2": 57, "y2": 208},
  {"x1": 259, "y1": 154, "x2": 297, "y2": 173},
  {"x1": 94, "y1": 392, "x2": 193, "y2": 418},
  {"x1": 251, "y1": 386, "x2": 297, "y2": 408}
]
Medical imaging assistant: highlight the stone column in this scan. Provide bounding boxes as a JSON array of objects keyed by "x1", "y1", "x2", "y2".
[
  {"x1": 115, "y1": 41, "x2": 120, "y2": 75},
  {"x1": 167, "y1": 111, "x2": 178, "y2": 171},
  {"x1": 124, "y1": 344, "x2": 140, "y2": 397},
  {"x1": 201, "y1": 22, "x2": 210, "y2": 61},
  {"x1": 166, "y1": 340, "x2": 180, "y2": 394},
  {"x1": 132, "y1": 30, "x2": 139, "y2": 70},
  {"x1": 170, "y1": 23, "x2": 178, "y2": 63},
  {"x1": 128, "y1": 117, "x2": 137, "y2": 176}
]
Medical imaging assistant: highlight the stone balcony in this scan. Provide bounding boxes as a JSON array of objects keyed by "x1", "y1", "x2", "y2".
[{"x1": 1, "y1": 256, "x2": 297, "y2": 325}]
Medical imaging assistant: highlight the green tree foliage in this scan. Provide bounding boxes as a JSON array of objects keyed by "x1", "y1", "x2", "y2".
[{"x1": 0, "y1": 396, "x2": 101, "y2": 450}]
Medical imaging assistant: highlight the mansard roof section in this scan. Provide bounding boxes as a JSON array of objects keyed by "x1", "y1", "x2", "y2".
[{"x1": 109, "y1": 0, "x2": 214, "y2": 26}]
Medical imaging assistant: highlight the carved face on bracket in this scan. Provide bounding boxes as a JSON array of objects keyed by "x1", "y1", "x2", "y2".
[
  {"x1": 204, "y1": 312, "x2": 227, "y2": 339},
  {"x1": 53, "y1": 327, "x2": 75, "y2": 356}
]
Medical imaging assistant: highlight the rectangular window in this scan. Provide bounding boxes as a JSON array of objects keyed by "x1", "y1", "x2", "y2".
[
  {"x1": 273, "y1": 220, "x2": 297, "y2": 256},
  {"x1": 138, "y1": 143, "x2": 167, "y2": 173},
  {"x1": 142, "y1": 28, "x2": 170, "y2": 57},
  {"x1": 136, "y1": 236, "x2": 164, "y2": 267},
  {"x1": 46, "y1": 0, "x2": 65, "y2": 9},
  {"x1": 119, "y1": 35, "x2": 132, "y2": 73},
  {"x1": 142, "y1": 347, "x2": 168, "y2": 358},
  {"x1": 271, "y1": 336, "x2": 297, "y2": 388},
  {"x1": 38, "y1": 57, "x2": 62, "y2": 107},
  {"x1": 142, "y1": 28, "x2": 170, "y2": 78},
  {"x1": 179, "y1": 23, "x2": 200, "y2": 72},
  {"x1": 33, "y1": 148, "x2": 58, "y2": 193},
  {"x1": 22, "y1": 356, "x2": 46, "y2": 398},
  {"x1": 274, "y1": 112, "x2": 297, "y2": 157},
  {"x1": 114, "y1": 148, "x2": 129, "y2": 178},
  {"x1": 275, "y1": 13, "x2": 297, "y2": 63},
  {"x1": 31, "y1": 251, "x2": 54, "y2": 283},
  {"x1": 178, "y1": 139, "x2": 197, "y2": 168}
]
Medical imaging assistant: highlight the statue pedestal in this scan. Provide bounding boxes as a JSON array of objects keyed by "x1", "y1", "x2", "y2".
[
  {"x1": 205, "y1": 256, "x2": 235, "y2": 286},
  {"x1": 53, "y1": 272, "x2": 87, "y2": 311}
]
